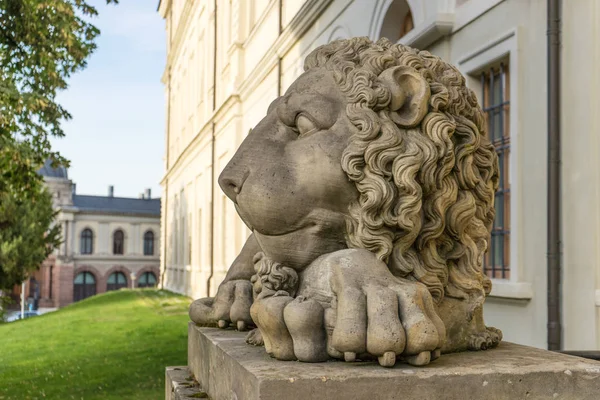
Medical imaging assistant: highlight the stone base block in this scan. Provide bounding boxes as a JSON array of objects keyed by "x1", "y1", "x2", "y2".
[{"x1": 186, "y1": 323, "x2": 600, "y2": 400}]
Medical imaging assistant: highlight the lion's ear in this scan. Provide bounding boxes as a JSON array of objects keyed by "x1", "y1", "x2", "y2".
[{"x1": 378, "y1": 66, "x2": 430, "y2": 128}]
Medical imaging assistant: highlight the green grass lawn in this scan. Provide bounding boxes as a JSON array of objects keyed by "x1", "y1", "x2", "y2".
[{"x1": 0, "y1": 289, "x2": 191, "y2": 400}]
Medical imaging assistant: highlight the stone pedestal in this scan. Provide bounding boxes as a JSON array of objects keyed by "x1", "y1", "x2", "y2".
[{"x1": 168, "y1": 323, "x2": 600, "y2": 400}]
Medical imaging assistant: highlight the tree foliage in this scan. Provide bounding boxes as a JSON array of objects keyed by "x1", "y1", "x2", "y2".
[
  {"x1": 0, "y1": 0, "x2": 117, "y2": 290},
  {"x1": 0, "y1": 142, "x2": 61, "y2": 291}
]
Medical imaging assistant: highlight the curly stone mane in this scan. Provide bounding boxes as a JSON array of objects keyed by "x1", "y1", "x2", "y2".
[{"x1": 304, "y1": 37, "x2": 499, "y2": 303}]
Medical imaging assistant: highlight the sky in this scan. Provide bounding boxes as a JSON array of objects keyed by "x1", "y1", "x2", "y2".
[{"x1": 52, "y1": 1, "x2": 166, "y2": 199}]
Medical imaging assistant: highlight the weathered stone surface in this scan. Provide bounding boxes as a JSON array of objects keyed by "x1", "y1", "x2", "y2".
[
  {"x1": 188, "y1": 37, "x2": 503, "y2": 367},
  {"x1": 188, "y1": 324, "x2": 600, "y2": 400},
  {"x1": 166, "y1": 366, "x2": 209, "y2": 400}
]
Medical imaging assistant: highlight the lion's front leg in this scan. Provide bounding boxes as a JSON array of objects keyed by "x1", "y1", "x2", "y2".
[
  {"x1": 189, "y1": 234, "x2": 260, "y2": 331},
  {"x1": 255, "y1": 249, "x2": 446, "y2": 367},
  {"x1": 321, "y1": 249, "x2": 446, "y2": 367}
]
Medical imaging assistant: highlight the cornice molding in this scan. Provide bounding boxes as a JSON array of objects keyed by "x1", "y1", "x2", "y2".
[
  {"x1": 238, "y1": 0, "x2": 334, "y2": 99},
  {"x1": 398, "y1": 12, "x2": 454, "y2": 49},
  {"x1": 73, "y1": 254, "x2": 160, "y2": 263},
  {"x1": 163, "y1": 0, "x2": 201, "y2": 77},
  {"x1": 157, "y1": 0, "x2": 170, "y2": 18}
]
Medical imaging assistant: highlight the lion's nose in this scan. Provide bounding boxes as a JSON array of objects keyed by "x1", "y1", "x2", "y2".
[{"x1": 218, "y1": 166, "x2": 248, "y2": 202}]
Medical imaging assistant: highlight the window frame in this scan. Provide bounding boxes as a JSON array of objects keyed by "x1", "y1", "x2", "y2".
[
  {"x1": 80, "y1": 228, "x2": 94, "y2": 255},
  {"x1": 480, "y1": 62, "x2": 511, "y2": 280},
  {"x1": 457, "y1": 28, "x2": 532, "y2": 300},
  {"x1": 73, "y1": 271, "x2": 96, "y2": 302},
  {"x1": 113, "y1": 229, "x2": 125, "y2": 255},
  {"x1": 143, "y1": 230, "x2": 155, "y2": 256}
]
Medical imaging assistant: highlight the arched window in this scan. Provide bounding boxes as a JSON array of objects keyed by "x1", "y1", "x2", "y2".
[
  {"x1": 81, "y1": 229, "x2": 94, "y2": 254},
  {"x1": 137, "y1": 271, "x2": 157, "y2": 288},
  {"x1": 74, "y1": 272, "x2": 96, "y2": 302},
  {"x1": 379, "y1": 0, "x2": 414, "y2": 42},
  {"x1": 106, "y1": 271, "x2": 128, "y2": 291},
  {"x1": 113, "y1": 230, "x2": 124, "y2": 255},
  {"x1": 143, "y1": 231, "x2": 155, "y2": 256}
]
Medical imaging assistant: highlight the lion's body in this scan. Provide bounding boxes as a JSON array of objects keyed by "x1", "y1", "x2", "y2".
[{"x1": 191, "y1": 37, "x2": 502, "y2": 366}]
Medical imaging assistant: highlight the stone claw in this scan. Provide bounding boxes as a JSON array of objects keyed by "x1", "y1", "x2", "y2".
[
  {"x1": 237, "y1": 320, "x2": 247, "y2": 331},
  {"x1": 344, "y1": 352, "x2": 356, "y2": 362},
  {"x1": 405, "y1": 351, "x2": 431, "y2": 366},
  {"x1": 218, "y1": 320, "x2": 228, "y2": 329},
  {"x1": 378, "y1": 351, "x2": 396, "y2": 367},
  {"x1": 245, "y1": 328, "x2": 264, "y2": 346}
]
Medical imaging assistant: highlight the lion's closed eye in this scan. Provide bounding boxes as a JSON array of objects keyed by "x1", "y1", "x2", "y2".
[{"x1": 294, "y1": 114, "x2": 319, "y2": 138}]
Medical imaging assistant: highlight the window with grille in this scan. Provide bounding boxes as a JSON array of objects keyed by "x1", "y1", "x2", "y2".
[{"x1": 481, "y1": 61, "x2": 510, "y2": 279}]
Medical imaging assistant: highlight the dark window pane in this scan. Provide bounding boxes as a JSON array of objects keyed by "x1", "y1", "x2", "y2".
[
  {"x1": 493, "y1": 110, "x2": 501, "y2": 140},
  {"x1": 107, "y1": 272, "x2": 127, "y2": 291},
  {"x1": 137, "y1": 271, "x2": 157, "y2": 288},
  {"x1": 81, "y1": 229, "x2": 93, "y2": 254},
  {"x1": 73, "y1": 272, "x2": 96, "y2": 302},
  {"x1": 113, "y1": 230, "x2": 124, "y2": 254},
  {"x1": 492, "y1": 234, "x2": 504, "y2": 269},
  {"x1": 144, "y1": 231, "x2": 154, "y2": 256},
  {"x1": 494, "y1": 194, "x2": 503, "y2": 228},
  {"x1": 493, "y1": 74, "x2": 502, "y2": 104}
]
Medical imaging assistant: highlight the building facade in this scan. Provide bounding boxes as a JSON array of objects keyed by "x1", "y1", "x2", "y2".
[
  {"x1": 159, "y1": 0, "x2": 600, "y2": 351},
  {"x1": 14, "y1": 161, "x2": 162, "y2": 309}
]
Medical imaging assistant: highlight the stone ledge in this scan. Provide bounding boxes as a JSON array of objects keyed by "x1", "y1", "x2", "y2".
[
  {"x1": 166, "y1": 366, "x2": 209, "y2": 400},
  {"x1": 187, "y1": 323, "x2": 600, "y2": 400}
]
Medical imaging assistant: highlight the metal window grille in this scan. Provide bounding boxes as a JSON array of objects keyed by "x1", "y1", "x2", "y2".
[{"x1": 481, "y1": 62, "x2": 511, "y2": 279}]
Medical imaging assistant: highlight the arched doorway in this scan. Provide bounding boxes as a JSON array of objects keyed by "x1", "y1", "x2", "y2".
[
  {"x1": 137, "y1": 271, "x2": 157, "y2": 288},
  {"x1": 74, "y1": 272, "x2": 96, "y2": 302},
  {"x1": 379, "y1": 0, "x2": 414, "y2": 42},
  {"x1": 106, "y1": 271, "x2": 128, "y2": 291}
]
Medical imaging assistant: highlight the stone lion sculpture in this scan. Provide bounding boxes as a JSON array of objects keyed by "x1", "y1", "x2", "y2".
[{"x1": 190, "y1": 37, "x2": 502, "y2": 368}]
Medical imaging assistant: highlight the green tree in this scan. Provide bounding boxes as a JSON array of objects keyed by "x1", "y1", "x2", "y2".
[
  {"x1": 0, "y1": 0, "x2": 116, "y2": 291},
  {"x1": 0, "y1": 142, "x2": 61, "y2": 291}
]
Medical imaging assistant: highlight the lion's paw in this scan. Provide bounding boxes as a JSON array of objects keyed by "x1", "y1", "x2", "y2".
[
  {"x1": 189, "y1": 280, "x2": 254, "y2": 331},
  {"x1": 245, "y1": 328, "x2": 264, "y2": 346},
  {"x1": 326, "y1": 278, "x2": 445, "y2": 367},
  {"x1": 468, "y1": 326, "x2": 502, "y2": 351}
]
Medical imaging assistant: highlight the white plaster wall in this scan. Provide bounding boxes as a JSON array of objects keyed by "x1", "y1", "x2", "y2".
[{"x1": 560, "y1": 0, "x2": 600, "y2": 350}]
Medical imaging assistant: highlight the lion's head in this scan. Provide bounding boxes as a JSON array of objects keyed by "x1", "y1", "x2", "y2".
[{"x1": 219, "y1": 37, "x2": 498, "y2": 304}]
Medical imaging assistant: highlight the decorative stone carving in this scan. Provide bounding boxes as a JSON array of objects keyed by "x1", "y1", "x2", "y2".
[{"x1": 189, "y1": 37, "x2": 502, "y2": 368}]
